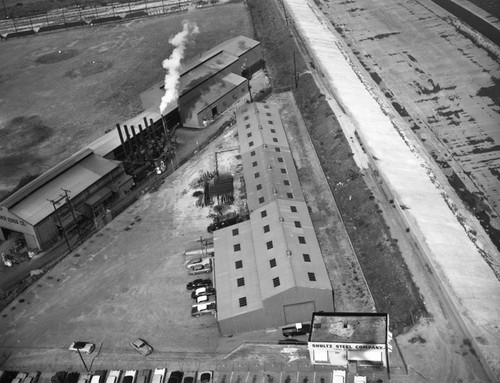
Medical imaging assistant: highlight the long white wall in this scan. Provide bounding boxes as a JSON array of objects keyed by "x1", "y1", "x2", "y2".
[{"x1": 283, "y1": 0, "x2": 500, "y2": 378}]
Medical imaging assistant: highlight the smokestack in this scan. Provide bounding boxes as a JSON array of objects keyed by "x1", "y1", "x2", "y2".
[
  {"x1": 123, "y1": 125, "x2": 135, "y2": 161},
  {"x1": 116, "y1": 123, "x2": 128, "y2": 160},
  {"x1": 159, "y1": 21, "x2": 199, "y2": 115},
  {"x1": 137, "y1": 124, "x2": 144, "y2": 151},
  {"x1": 130, "y1": 125, "x2": 138, "y2": 159}
]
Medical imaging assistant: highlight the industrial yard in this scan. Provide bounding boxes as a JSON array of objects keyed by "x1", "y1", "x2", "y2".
[{"x1": 1, "y1": 0, "x2": 500, "y2": 382}]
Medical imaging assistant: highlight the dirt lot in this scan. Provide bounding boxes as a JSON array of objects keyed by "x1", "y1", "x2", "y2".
[
  {"x1": 0, "y1": 92, "x2": 393, "y2": 374},
  {"x1": 0, "y1": 125, "x2": 235, "y2": 369},
  {"x1": 0, "y1": 1, "x2": 253, "y2": 198}
]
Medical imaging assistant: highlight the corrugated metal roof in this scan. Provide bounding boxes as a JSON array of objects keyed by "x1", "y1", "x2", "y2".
[
  {"x1": 214, "y1": 102, "x2": 332, "y2": 321},
  {"x1": 237, "y1": 103, "x2": 288, "y2": 154},
  {"x1": 237, "y1": 103, "x2": 305, "y2": 211},
  {"x1": 88, "y1": 106, "x2": 164, "y2": 157},
  {"x1": 9, "y1": 154, "x2": 120, "y2": 225},
  {"x1": 180, "y1": 73, "x2": 246, "y2": 128},
  {"x1": 179, "y1": 51, "x2": 239, "y2": 97},
  {"x1": 214, "y1": 221, "x2": 264, "y2": 321},
  {"x1": 204, "y1": 35, "x2": 261, "y2": 59},
  {"x1": 1, "y1": 148, "x2": 93, "y2": 209}
]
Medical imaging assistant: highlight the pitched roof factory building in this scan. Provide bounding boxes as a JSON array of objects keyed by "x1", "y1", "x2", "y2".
[
  {"x1": 214, "y1": 103, "x2": 334, "y2": 335},
  {"x1": 141, "y1": 35, "x2": 263, "y2": 128}
]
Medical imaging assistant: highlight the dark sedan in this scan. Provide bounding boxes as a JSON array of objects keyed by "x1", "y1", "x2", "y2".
[{"x1": 186, "y1": 278, "x2": 212, "y2": 290}]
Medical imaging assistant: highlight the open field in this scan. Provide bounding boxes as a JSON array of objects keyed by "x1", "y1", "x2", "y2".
[{"x1": 0, "y1": 1, "x2": 253, "y2": 198}]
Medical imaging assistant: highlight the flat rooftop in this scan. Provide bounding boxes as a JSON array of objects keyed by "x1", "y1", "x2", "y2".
[{"x1": 310, "y1": 312, "x2": 388, "y2": 344}]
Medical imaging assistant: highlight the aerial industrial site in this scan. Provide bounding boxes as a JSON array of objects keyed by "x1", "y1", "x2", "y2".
[{"x1": 0, "y1": 0, "x2": 499, "y2": 382}]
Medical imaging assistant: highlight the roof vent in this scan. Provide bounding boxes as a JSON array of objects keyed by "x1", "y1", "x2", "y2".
[
  {"x1": 279, "y1": 216, "x2": 284, "y2": 222},
  {"x1": 286, "y1": 249, "x2": 292, "y2": 257},
  {"x1": 268, "y1": 165, "x2": 272, "y2": 170}
]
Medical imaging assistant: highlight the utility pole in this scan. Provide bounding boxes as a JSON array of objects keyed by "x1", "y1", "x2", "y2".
[
  {"x1": 293, "y1": 51, "x2": 298, "y2": 88},
  {"x1": 76, "y1": 346, "x2": 90, "y2": 372},
  {"x1": 48, "y1": 198, "x2": 71, "y2": 251},
  {"x1": 61, "y1": 188, "x2": 84, "y2": 245}
]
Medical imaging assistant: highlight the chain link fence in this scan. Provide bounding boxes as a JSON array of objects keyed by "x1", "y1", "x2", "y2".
[{"x1": 0, "y1": 0, "x2": 197, "y2": 38}]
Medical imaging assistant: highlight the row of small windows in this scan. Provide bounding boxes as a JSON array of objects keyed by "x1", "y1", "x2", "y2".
[
  {"x1": 254, "y1": 168, "x2": 286, "y2": 177},
  {"x1": 259, "y1": 207, "x2": 296, "y2": 217},
  {"x1": 232, "y1": 206, "x2": 299, "y2": 236},
  {"x1": 234, "y1": 254, "x2": 309, "y2": 270},
  {"x1": 253, "y1": 157, "x2": 283, "y2": 167},
  {"x1": 238, "y1": 273, "x2": 316, "y2": 307},
  {"x1": 249, "y1": 147, "x2": 282, "y2": 157},
  {"x1": 233, "y1": 236, "x2": 306, "y2": 253},
  {"x1": 236, "y1": 272, "x2": 317, "y2": 307},
  {"x1": 235, "y1": 256, "x2": 311, "y2": 270}
]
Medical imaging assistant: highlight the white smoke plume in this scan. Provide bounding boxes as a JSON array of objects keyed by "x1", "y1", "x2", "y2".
[{"x1": 159, "y1": 21, "x2": 199, "y2": 115}]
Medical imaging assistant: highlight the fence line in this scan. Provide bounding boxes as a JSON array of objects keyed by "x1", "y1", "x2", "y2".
[{"x1": 0, "y1": 0, "x2": 194, "y2": 39}]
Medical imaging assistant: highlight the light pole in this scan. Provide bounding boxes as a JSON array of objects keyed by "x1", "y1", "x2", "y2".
[{"x1": 75, "y1": 346, "x2": 90, "y2": 372}]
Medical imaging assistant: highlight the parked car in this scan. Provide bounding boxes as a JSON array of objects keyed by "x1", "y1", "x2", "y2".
[
  {"x1": 181, "y1": 372, "x2": 197, "y2": 383},
  {"x1": 191, "y1": 286, "x2": 216, "y2": 299},
  {"x1": 188, "y1": 264, "x2": 212, "y2": 275},
  {"x1": 166, "y1": 372, "x2": 183, "y2": 383},
  {"x1": 90, "y1": 371, "x2": 107, "y2": 383},
  {"x1": 282, "y1": 322, "x2": 311, "y2": 338},
  {"x1": 23, "y1": 372, "x2": 41, "y2": 383},
  {"x1": 186, "y1": 279, "x2": 212, "y2": 290},
  {"x1": 68, "y1": 341, "x2": 95, "y2": 354},
  {"x1": 191, "y1": 302, "x2": 216, "y2": 317},
  {"x1": 195, "y1": 295, "x2": 215, "y2": 304},
  {"x1": 207, "y1": 212, "x2": 242, "y2": 233},
  {"x1": 186, "y1": 257, "x2": 211, "y2": 269},
  {"x1": 151, "y1": 370, "x2": 166, "y2": 383},
  {"x1": 196, "y1": 372, "x2": 212, "y2": 383},
  {"x1": 0, "y1": 371, "x2": 18, "y2": 383},
  {"x1": 64, "y1": 373, "x2": 79, "y2": 383},
  {"x1": 77, "y1": 374, "x2": 91, "y2": 383},
  {"x1": 184, "y1": 245, "x2": 214, "y2": 258},
  {"x1": 135, "y1": 371, "x2": 151, "y2": 383},
  {"x1": 51, "y1": 372, "x2": 68, "y2": 383},
  {"x1": 11, "y1": 373, "x2": 27, "y2": 383},
  {"x1": 105, "y1": 372, "x2": 121, "y2": 383},
  {"x1": 130, "y1": 338, "x2": 153, "y2": 356},
  {"x1": 121, "y1": 371, "x2": 136, "y2": 383}
]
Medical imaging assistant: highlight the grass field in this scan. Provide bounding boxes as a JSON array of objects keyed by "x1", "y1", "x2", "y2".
[{"x1": 0, "y1": 1, "x2": 253, "y2": 198}]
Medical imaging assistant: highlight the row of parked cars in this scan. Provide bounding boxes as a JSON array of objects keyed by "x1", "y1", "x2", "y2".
[
  {"x1": 186, "y1": 278, "x2": 216, "y2": 317},
  {"x1": 0, "y1": 369, "x2": 213, "y2": 383},
  {"x1": 0, "y1": 372, "x2": 41, "y2": 383}
]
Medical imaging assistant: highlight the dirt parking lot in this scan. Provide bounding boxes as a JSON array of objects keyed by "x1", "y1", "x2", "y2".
[{"x1": 0, "y1": 95, "x2": 328, "y2": 371}]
